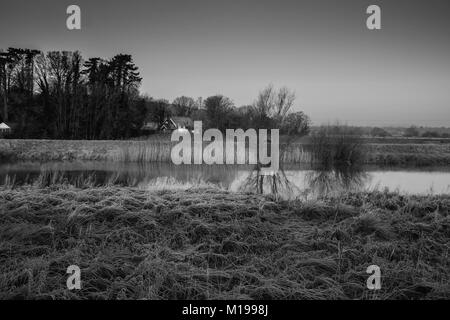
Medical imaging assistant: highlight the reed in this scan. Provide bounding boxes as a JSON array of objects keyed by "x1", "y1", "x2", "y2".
[
  {"x1": 2, "y1": 138, "x2": 450, "y2": 165},
  {"x1": 112, "y1": 141, "x2": 174, "y2": 162}
]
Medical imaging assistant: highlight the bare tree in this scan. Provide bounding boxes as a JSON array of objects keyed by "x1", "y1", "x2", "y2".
[
  {"x1": 253, "y1": 84, "x2": 297, "y2": 129},
  {"x1": 172, "y1": 96, "x2": 197, "y2": 116},
  {"x1": 0, "y1": 51, "x2": 14, "y2": 122},
  {"x1": 274, "y1": 86, "x2": 295, "y2": 121}
]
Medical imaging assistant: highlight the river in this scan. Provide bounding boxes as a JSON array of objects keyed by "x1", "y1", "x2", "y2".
[{"x1": 0, "y1": 161, "x2": 449, "y2": 199}]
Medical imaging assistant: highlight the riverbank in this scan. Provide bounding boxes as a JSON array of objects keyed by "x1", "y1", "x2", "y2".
[
  {"x1": 2, "y1": 138, "x2": 450, "y2": 166},
  {"x1": 0, "y1": 185, "x2": 448, "y2": 299}
]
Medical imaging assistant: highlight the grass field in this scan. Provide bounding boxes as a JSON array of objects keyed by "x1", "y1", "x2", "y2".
[{"x1": 0, "y1": 183, "x2": 449, "y2": 299}]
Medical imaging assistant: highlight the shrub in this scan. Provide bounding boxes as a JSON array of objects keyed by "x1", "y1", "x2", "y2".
[{"x1": 310, "y1": 125, "x2": 366, "y2": 167}]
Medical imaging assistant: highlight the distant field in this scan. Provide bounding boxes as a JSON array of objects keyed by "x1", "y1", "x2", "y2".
[
  {"x1": 363, "y1": 143, "x2": 450, "y2": 166},
  {"x1": 285, "y1": 136, "x2": 450, "y2": 145},
  {"x1": 361, "y1": 137, "x2": 450, "y2": 144},
  {"x1": 0, "y1": 185, "x2": 448, "y2": 299}
]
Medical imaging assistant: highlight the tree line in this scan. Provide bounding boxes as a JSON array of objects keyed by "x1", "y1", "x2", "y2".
[
  {"x1": 0, "y1": 48, "x2": 310, "y2": 139},
  {"x1": 146, "y1": 85, "x2": 310, "y2": 136},
  {"x1": 0, "y1": 48, "x2": 147, "y2": 139}
]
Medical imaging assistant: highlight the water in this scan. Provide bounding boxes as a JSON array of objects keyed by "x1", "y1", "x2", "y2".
[{"x1": 0, "y1": 161, "x2": 449, "y2": 198}]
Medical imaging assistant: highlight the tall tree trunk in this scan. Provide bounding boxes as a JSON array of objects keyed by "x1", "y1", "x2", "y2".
[{"x1": 1, "y1": 64, "x2": 7, "y2": 122}]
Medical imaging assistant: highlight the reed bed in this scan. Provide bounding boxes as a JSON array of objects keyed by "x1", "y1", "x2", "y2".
[
  {"x1": 111, "y1": 142, "x2": 313, "y2": 164},
  {"x1": 113, "y1": 142, "x2": 450, "y2": 166},
  {"x1": 0, "y1": 180, "x2": 449, "y2": 300},
  {"x1": 112, "y1": 141, "x2": 174, "y2": 162},
  {"x1": 2, "y1": 138, "x2": 450, "y2": 165}
]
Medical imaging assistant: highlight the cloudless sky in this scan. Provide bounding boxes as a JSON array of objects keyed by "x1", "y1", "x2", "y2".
[{"x1": 1, "y1": 0, "x2": 449, "y2": 126}]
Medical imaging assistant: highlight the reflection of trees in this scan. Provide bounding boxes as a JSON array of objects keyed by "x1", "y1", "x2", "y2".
[
  {"x1": 238, "y1": 164, "x2": 370, "y2": 200},
  {"x1": 239, "y1": 165, "x2": 300, "y2": 200},
  {"x1": 305, "y1": 165, "x2": 369, "y2": 197},
  {"x1": 303, "y1": 124, "x2": 369, "y2": 198}
]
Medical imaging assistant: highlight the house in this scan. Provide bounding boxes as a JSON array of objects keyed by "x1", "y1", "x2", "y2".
[
  {"x1": 141, "y1": 117, "x2": 194, "y2": 134},
  {"x1": 141, "y1": 121, "x2": 159, "y2": 133},
  {"x1": 0, "y1": 122, "x2": 11, "y2": 137},
  {"x1": 160, "y1": 117, "x2": 194, "y2": 131}
]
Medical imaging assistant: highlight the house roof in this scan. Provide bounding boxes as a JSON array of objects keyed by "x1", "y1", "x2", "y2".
[
  {"x1": 0, "y1": 122, "x2": 11, "y2": 130},
  {"x1": 171, "y1": 117, "x2": 193, "y2": 127}
]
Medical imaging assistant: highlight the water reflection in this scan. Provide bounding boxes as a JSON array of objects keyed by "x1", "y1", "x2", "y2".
[
  {"x1": 305, "y1": 165, "x2": 369, "y2": 198},
  {"x1": 237, "y1": 164, "x2": 370, "y2": 199},
  {"x1": 238, "y1": 166, "x2": 300, "y2": 200},
  {"x1": 0, "y1": 161, "x2": 449, "y2": 198},
  {"x1": 0, "y1": 161, "x2": 241, "y2": 188}
]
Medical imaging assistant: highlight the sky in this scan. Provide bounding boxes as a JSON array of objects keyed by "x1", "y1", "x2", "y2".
[{"x1": 1, "y1": 0, "x2": 449, "y2": 126}]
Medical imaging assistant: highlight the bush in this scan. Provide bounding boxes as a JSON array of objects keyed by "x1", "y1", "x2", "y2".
[
  {"x1": 0, "y1": 149, "x2": 16, "y2": 162},
  {"x1": 422, "y1": 131, "x2": 440, "y2": 138},
  {"x1": 310, "y1": 125, "x2": 366, "y2": 167},
  {"x1": 403, "y1": 126, "x2": 420, "y2": 137},
  {"x1": 370, "y1": 127, "x2": 390, "y2": 137}
]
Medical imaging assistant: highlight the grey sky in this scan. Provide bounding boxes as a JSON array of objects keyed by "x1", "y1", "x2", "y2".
[{"x1": 1, "y1": 0, "x2": 449, "y2": 126}]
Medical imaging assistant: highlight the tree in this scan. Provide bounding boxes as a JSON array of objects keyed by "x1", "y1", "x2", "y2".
[
  {"x1": 204, "y1": 95, "x2": 234, "y2": 131},
  {"x1": 422, "y1": 131, "x2": 439, "y2": 138},
  {"x1": 108, "y1": 54, "x2": 142, "y2": 138},
  {"x1": 253, "y1": 85, "x2": 296, "y2": 129},
  {"x1": 0, "y1": 51, "x2": 15, "y2": 122},
  {"x1": 81, "y1": 57, "x2": 109, "y2": 138},
  {"x1": 253, "y1": 85, "x2": 276, "y2": 129},
  {"x1": 172, "y1": 96, "x2": 197, "y2": 116},
  {"x1": 34, "y1": 51, "x2": 84, "y2": 138},
  {"x1": 3, "y1": 48, "x2": 41, "y2": 136},
  {"x1": 280, "y1": 111, "x2": 310, "y2": 136},
  {"x1": 404, "y1": 126, "x2": 420, "y2": 137},
  {"x1": 235, "y1": 105, "x2": 256, "y2": 130},
  {"x1": 274, "y1": 86, "x2": 296, "y2": 123},
  {"x1": 370, "y1": 127, "x2": 390, "y2": 137},
  {"x1": 147, "y1": 99, "x2": 171, "y2": 126}
]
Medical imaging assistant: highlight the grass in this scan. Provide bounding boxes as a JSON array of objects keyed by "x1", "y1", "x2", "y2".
[{"x1": 0, "y1": 180, "x2": 449, "y2": 300}]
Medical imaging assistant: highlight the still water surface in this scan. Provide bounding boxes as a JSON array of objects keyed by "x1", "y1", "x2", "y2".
[{"x1": 0, "y1": 161, "x2": 449, "y2": 198}]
